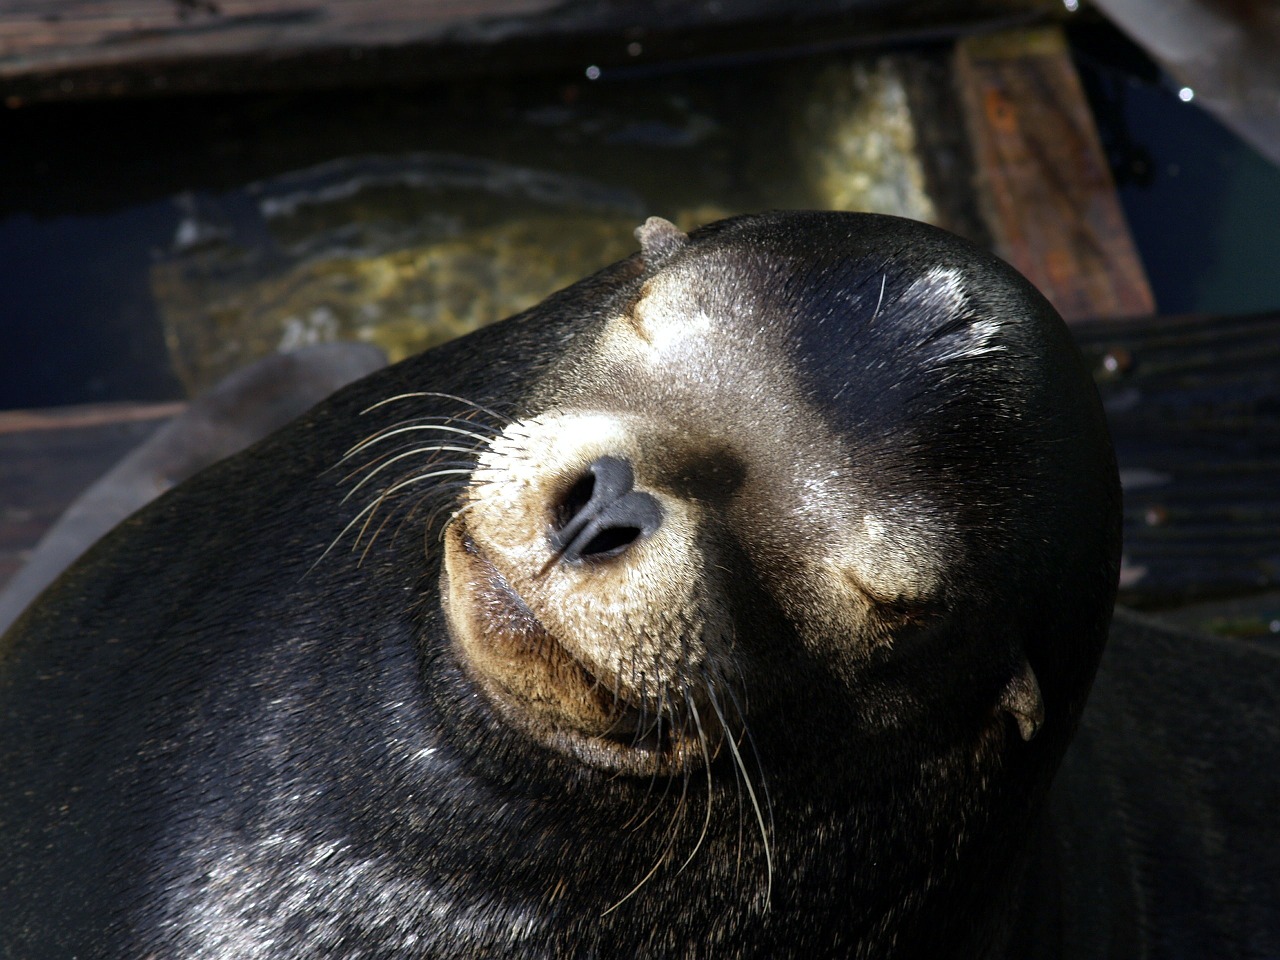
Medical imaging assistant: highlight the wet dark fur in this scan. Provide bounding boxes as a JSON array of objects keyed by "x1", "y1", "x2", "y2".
[{"x1": 2, "y1": 213, "x2": 1276, "y2": 958}]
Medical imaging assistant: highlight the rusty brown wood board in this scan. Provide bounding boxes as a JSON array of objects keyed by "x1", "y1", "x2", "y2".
[
  {"x1": 2, "y1": 311, "x2": 1278, "y2": 608},
  {"x1": 954, "y1": 27, "x2": 1156, "y2": 323},
  {"x1": 0, "y1": 0, "x2": 1060, "y2": 101}
]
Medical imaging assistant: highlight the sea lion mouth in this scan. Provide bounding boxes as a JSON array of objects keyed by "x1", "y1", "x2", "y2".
[{"x1": 443, "y1": 521, "x2": 714, "y2": 777}]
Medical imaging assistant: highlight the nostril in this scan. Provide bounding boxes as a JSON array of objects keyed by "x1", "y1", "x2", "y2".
[
  {"x1": 555, "y1": 472, "x2": 596, "y2": 532},
  {"x1": 578, "y1": 524, "x2": 644, "y2": 559},
  {"x1": 549, "y1": 456, "x2": 663, "y2": 563}
]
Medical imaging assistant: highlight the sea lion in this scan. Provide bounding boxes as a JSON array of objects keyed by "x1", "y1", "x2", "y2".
[{"x1": 0, "y1": 211, "x2": 1273, "y2": 958}]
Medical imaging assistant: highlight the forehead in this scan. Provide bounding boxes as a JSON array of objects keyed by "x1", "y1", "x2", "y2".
[{"x1": 581, "y1": 238, "x2": 1011, "y2": 431}]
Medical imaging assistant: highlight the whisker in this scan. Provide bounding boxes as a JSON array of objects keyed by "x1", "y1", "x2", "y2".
[
  {"x1": 404, "y1": 480, "x2": 470, "y2": 523},
  {"x1": 358, "y1": 509, "x2": 397, "y2": 564},
  {"x1": 675, "y1": 692, "x2": 714, "y2": 876},
  {"x1": 872, "y1": 270, "x2": 887, "y2": 321},
  {"x1": 316, "y1": 468, "x2": 476, "y2": 568},
  {"x1": 707, "y1": 679, "x2": 772, "y2": 910},
  {"x1": 308, "y1": 392, "x2": 510, "y2": 581},
  {"x1": 624, "y1": 679, "x2": 672, "y2": 833},
  {"x1": 343, "y1": 448, "x2": 478, "y2": 499},
  {"x1": 620, "y1": 673, "x2": 665, "y2": 832},
  {"x1": 343, "y1": 443, "x2": 480, "y2": 479},
  {"x1": 717, "y1": 678, "x2": 750, "y2": 886},
  {"x1": 721, "y1": 681, "x2": 774, "y2": 838},
  {"x1": 436, "y1": 500, "x2": 482, "y2": 542},
  {"x1": 343, "y1": 422, "x2": 496, "y2": 460},
  {"x1": 602, "y1": 726, "x2": 691, "y2": 917},
  {"x1": 361, "y1": 391, "x2": 512, "y2": 425},
  {"x1": 386, "y1": 482, "x2": 469, "y2": 551}
]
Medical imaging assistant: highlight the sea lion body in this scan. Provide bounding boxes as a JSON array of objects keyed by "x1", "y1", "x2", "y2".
[
  {"x1": 1, "y1": 212, "x2": 1275, "y2": 958},
  {"x1": 1017, "y1": 608, "x2": 1280, "y2": 959}
]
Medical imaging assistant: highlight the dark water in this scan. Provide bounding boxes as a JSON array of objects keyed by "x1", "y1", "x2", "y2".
[
  {"x1": 0, "y1": 205, "x2": 182, "y2": 408},
  {"x1": 0, "y1": 70, "x2": 800, "y2": 409},
  {"x1": 1072, "y1": 23, "x2": 1280, "y2": 317},
  {"x1": 1, "y1": 18, "x2": 1278, "y2": 411}
]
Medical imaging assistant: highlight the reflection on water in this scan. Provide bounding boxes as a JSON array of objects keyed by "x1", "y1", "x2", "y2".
[
  {"x1": 153, "y1": 156, "x2": 650, "y2": 393},
  {"x1": 147, "y1": 57, "x2": 945, "y2": 394},
  {"x1": 800, "y1": 59, "x2": 938, "y2": 221}
]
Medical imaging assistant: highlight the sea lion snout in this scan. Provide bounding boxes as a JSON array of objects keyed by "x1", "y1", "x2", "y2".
[
  {"x1": 549, "y1": 455, "x2": 663, "y2": 563},
  {"x1": 441, "y1": 410, "x2": 725, "y2": 775}
]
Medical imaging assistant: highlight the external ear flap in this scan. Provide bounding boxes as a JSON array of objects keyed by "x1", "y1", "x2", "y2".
[
  {"x1": 635, "y1": 216, "x2": 688, "y2": 267},
  {"x1": 1000, "y1": 658, "x2": 1044, "y2": 741}
]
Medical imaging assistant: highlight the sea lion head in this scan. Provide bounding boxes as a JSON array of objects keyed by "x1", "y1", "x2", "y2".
[
  {"x1": 435, "y1": 211, "x2": 1120, "y2": 951},
  {"x1": 443, "y1": 211, "x2": 1117, "y2": 769}
]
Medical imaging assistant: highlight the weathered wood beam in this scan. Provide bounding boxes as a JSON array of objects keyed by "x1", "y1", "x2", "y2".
[
  {"x1": 954, "y1": 27, "x2": 1156, "y2": 322},
  {"x1": 0, "y1": 0, "x2": 1060, "y2": 101},
  {"x1": 1075, "y1": 310, "x2": 1280, "y2": 605}
]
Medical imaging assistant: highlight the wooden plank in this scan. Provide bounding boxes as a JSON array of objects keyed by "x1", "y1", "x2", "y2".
[
  {"x1": 0, "y1": 401, "x2": 181, "y2": 590},
  {"x1": 1075, "y1": 310, "x2": 1280, "y2": 606},
  {"x1": 1149, "y1": 590, "x2": 1280, "y2": 642},
  {"x1": 0, "y1": 401, "x2": 185, "y2": 434},
  {"x1": 0, "y1": 0, "x2": 1061, "y2": 101},
  {"x1": 899, "y1": 50, "x2": 993, "y2": 247},
  {"x1": 954, "y1": 27, "x2": 1156, "y2": 322}
]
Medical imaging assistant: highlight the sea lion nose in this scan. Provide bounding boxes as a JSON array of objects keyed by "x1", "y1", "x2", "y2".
[{"x1": 550, "y1": 456, "x2": 663, "y2": 562}]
